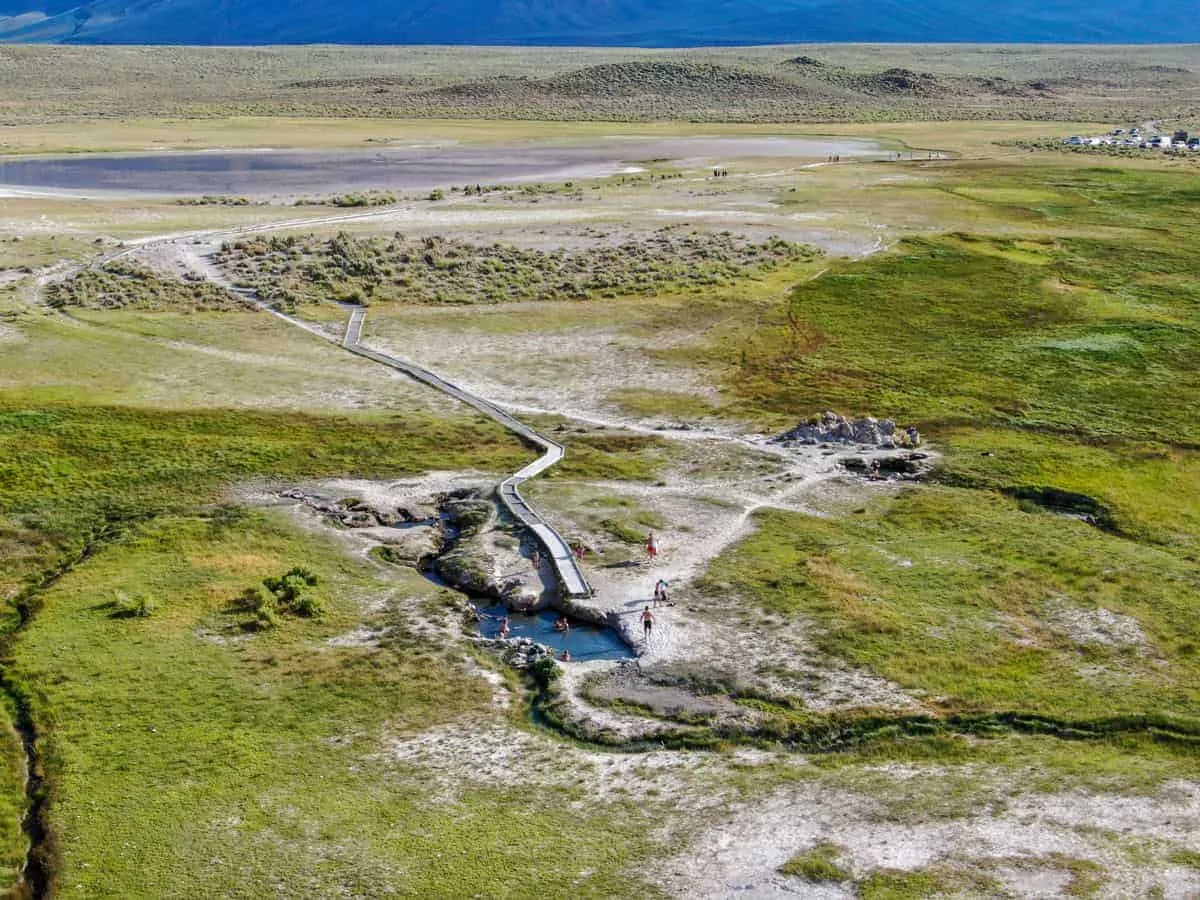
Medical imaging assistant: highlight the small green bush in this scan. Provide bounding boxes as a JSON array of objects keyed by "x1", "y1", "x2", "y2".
[
  {"x1": 532, "y1": 655, "x2": 561, "y2": 686},
  {"x1": 235, "y1": 567, "x2": 323, "y2": 628},
  {"x1": 113, "y1": 592, "x2": 155, "y2": 619}
]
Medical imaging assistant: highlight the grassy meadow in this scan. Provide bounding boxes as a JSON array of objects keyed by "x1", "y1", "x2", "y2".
[
  {"x1": 0, "y1": 293, "x2": 536, "y2": 891},
  {"x1": 0, "y1": 103, "x2": 1198, "y2": 894},
  {"x1": 8, "y1": 512, "x2": 657, "y2": 897}
]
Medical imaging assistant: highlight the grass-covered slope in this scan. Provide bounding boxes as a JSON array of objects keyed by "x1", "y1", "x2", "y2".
[{"x1": 693, "y1": 163, "x2": 1200, "y2": 731}]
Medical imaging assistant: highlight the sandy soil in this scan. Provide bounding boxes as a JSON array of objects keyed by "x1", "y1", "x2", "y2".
[{"x1": 661, "y1": 778, "x2": 1200, "y2": 899}]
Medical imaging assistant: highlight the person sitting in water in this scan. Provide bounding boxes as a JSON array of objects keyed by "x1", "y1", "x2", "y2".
[
  {"x1": 554, "y1": 615, "x2": 570, "y2": 632},
  {"x1": 560, "y1": 649, "x2": 572, "y2": 662},
  {"x1": 499, "y1": 616, "x2": 510, "y2": 637}
]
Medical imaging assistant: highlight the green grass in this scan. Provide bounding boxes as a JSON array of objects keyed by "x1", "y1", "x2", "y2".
[
  {"x1": 1168, "y1": 848, "x2": 1200, "y2": 870},
  {"x1": 9, "y1": 512, "x2": 656, "y2": 897},
  {"x1": 812, "y1": 732, "x2": 1198, "y2": 796},
  {"x1": 934, "y1": 428, "x2": 1200, "y2": 557},
  {"x1": 607, "y1": 388, "x2": 723, "y2": 422},
  {"x1": 0, "y1": 402, "x2": 527, "y2": 603},
  {"x1": 0, "y1": 235, "x2": 98, "y2": 272},
  {"x1": 860, "y1": 869, "x2": 953, "y2": 899},
  {"x1": 541, "y1": 429, "x2": 670, "y2": 483},
  {"x1": 718, "y1": 240, "x2": 1200, "y2": 440},
  {"x1": 701, "y1": 488, "x2": 1200, "y2": 722},
  {"x1": 857, "y1": 865, "x2": 1007, "y2": 898},
  {"x1": 0, "y1": 305, "x2": 463, "y2": 414},
  {"x1": 779, "y1": 842, "x2": 852, "y2": 882},
  {"x1": 0, "y1": 695, "x2": 27, "y2": 892},
  {"x1": 707, "y1": 165, "x2": 1200, "y2": 433}
]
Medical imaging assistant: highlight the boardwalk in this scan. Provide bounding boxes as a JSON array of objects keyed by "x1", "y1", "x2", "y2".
[
  {"x1": 83, "y1": 245, "x2": 593, "y2": 601},
  {"x1": 340, "y1": 312, "x2": 592, "y2": 599}
]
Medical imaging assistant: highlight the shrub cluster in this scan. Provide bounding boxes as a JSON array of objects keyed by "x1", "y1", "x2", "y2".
[
  {"x1": 217, "y1": 229, "x2": 816, "y2": 310},
  {"x1": 234, "y1": 566, "x2": 323, "y2": 630},
  {"x1": 46, "y1": 262, "x2": 248, "y2": 312}
]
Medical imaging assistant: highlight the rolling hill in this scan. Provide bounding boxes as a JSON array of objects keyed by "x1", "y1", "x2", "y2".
[{"x1": 0, "y1": 0, "x2": 1197, "y2": 45}]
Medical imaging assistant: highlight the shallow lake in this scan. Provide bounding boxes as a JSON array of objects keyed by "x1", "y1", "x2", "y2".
[
  {"x1": 475, "y1": 602, "x2": 633, "y2": 662},
  {"x1": 0, "y1": 136, "x2": 887, "y2": 197}
]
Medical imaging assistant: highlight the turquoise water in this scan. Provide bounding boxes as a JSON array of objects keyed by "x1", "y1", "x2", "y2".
[{"x1": 475, "y1": 603, "x2": 633, "y2": 662}]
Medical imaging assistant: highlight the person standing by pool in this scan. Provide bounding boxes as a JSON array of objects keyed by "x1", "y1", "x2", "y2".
[{"x1": 641, "y1": 606, "x2": 654, "y2": 643}]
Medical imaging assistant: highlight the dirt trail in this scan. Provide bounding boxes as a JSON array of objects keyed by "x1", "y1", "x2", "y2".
[{"x1": 561, "y1": 443, "x2": 895, "y2": 664}]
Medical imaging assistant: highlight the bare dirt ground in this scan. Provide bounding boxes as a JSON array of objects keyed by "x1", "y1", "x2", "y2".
[{"x1": 660, "y1": 776, "x2": 1200, "y2": 899}]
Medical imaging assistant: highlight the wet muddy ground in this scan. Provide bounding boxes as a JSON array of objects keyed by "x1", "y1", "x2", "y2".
[{"x1": 0, "y1": 135, "x2": 888, "y2": 196}]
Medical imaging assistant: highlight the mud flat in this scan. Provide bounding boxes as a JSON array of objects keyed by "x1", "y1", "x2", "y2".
[{"x1": 0, "y1": 135, "x2": 888, "y2": 197}]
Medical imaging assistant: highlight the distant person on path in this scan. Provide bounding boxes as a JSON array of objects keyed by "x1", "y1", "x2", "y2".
[
  {"x1": 574, "y1": 543, "x2": 585, "y2": 561},
  {"x1": 641, "y1": 606, "x2": 654, "y2": 641},
  {"x1": 531, "y1": 549, "x2": 541, "y2": 570},
  {"x1": 646, "y1": 532, "x2": 659, "y2": 562}
]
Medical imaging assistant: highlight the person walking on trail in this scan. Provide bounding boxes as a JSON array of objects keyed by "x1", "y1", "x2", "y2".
[
  {"x1": 641, "y1": 606, "x2": 654, "y2": 642},
  {"x1": 646, "y1": 532, "x2": 659, "y2": 562}
]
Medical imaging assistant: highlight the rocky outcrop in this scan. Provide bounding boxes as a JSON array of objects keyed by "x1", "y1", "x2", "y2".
[
  {"x1": 474, "y1": 635, "x2": 555, "y2": 669},
  {"x1": 443, "y1": 495, "x2": 496, "y2": 537},
  {"x1": 840, "y1": 452, "x2": 931, "y2": 479},
  {"x1": 280, "y1": 489, "x2": 413, "y2": 528},
  {"x1": 434, "y1": 544, "x2": 521, "y2": 602},
  {"x1": 372, "y1": 527, "x2": 440, "y2": 567},
  {"x1": 772, "y1": 410, "x2": 919, "y2": 448}
]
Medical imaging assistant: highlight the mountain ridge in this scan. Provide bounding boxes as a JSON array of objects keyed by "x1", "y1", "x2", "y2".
[{"x1": 1, "y1": 0, "x2": 1198, "y2": 46}]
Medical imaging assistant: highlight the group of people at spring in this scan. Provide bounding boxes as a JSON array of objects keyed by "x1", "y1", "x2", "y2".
[{"x1": 490, "y1": 530, "x2": 670, "y2": 663}]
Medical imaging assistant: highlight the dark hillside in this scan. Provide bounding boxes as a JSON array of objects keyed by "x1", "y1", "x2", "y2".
[{"x1": 0, "y1": 0, "x2": 1198, "y2": 45}]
